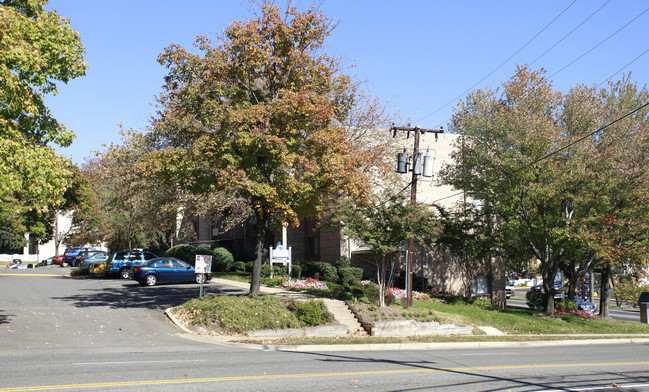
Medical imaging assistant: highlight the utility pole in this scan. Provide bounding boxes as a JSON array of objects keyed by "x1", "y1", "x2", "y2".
[{"x1": 392, "y1": 125, "x2": 443, "y2": 308}]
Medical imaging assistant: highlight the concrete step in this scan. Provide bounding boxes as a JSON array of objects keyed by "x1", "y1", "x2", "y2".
[{"x1": 322, "y1": 298, "x2": 364, "y2": 333}]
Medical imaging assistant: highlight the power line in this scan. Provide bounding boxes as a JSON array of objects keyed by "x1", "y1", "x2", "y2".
[
  {"x1": 430, "y1": 100, "x2": 649, "y2": 204},
  {"x1": 597, "y1": 47, "x2": 649, "y2": 88},
  {"x1": 414, "y1": 1, "x2": 577, "y2": 125},
  {"x1": 529, "y1": 0, "x2": 610, "y2": 67},
  {"x1": 548, "y1": 5, "x2": 649, "y2": 79},
  {"x1": 430, "y1": 2, "x2": 646, "y2": 130}
]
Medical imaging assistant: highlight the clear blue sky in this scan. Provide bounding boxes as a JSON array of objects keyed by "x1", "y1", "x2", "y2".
[{"x1": 43, "y1": 0, "x2": 649, "y2": 165}]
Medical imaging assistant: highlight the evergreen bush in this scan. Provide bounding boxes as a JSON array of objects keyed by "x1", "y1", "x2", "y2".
[
  {"x1": 302, "y1": 261, "x2": 336, "y2": 281},
  {"x1": 290, "y1": 264, "x2": 302, "y2": 279},
  {"x1": 526, "y1": 291, "x2": 545, "y2": 310},
  {"x1": 212, "y1": 247, "x2": 234, "y2": 272},
  {"x1": 260, "y1": 264, "x2": 288, "y2": 278},
  {"x1": 335, "y1": 256, "x2": 351, "y2": 270},
  {"x1": 165, "y1": 244, "x2": 196, "y2": 265},
  {"x1": 232, "y1": 261, "x2": 247, "y2": 273},
  {"x1": 291, "y1": 300, "x2": 330, "y2": 326},
  {"x1": 337, "y1": 267, "x2": 363, "y2": 285}
]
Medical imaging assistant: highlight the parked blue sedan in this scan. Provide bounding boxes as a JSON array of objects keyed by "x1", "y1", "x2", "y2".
[{"x1": 131, "y1": 257, "x2": 211, "y2": 286}]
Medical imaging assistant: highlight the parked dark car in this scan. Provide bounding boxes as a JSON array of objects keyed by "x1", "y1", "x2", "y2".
[
  {"x1": 107, "y1": 250, "x2": 158, "y2": 279},
  {"x1": 63, "y1": 247, "x2": 92, "y2": 266},
  {"x1": 73, "y1": 250, "x2": 108, "y2": 268},
  {"x1": 79, "y1": 252, "x2": 109, "y2": 268},
  {"x1": 131, "y1": 257, "x2": 212, "y2": 287}
]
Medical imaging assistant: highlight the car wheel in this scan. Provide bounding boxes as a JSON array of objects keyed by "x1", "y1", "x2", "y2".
[
  {"x1": 120, "y1": 268, "x2": 131, "y2": 279},
  {"x1": 144, "y1": 274, "x2": 157, "y2": 286},
  {"x1": 195, "y1": 273, "x2": 206, "y2": 284}
]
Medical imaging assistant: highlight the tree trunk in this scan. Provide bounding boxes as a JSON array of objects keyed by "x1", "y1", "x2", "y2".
[
  {"x1": 543, "y1": 263, "x2": 558, "y2": 316},
  {"x1": 376, "y1": 255, "x2": 387, "y2": 308},
  {"x1": 599, "y1": 263, "x2": 611, "y2": 317},
  {"x1": 249, "y1": 213, "x2": 270, "y2": 295}
]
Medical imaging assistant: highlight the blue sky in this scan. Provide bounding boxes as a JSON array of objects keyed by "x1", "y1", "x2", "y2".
[{"x1": 43, "y1": 1, "x2": 649, "y2": 165}]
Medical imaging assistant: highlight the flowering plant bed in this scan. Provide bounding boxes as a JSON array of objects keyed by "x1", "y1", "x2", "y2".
[
  {"x1": 555, "y1": 308, "x2": 596, "y2": 319},
  {"x1": 281, "y1": 277, "x2": 329, "y2": 290}
]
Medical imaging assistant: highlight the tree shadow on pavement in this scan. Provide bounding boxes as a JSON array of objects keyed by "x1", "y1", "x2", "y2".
[
  {"x1": 53, "y1": 280, "x2": 249, "y2": 310},
  {"x1": 299, "y1": 351, "x2": 649, "y2": 392}
]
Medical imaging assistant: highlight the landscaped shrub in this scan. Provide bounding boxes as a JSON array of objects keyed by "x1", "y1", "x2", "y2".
[
  {"x1": 261, "y1": 264, "x2": 288, "y2": 278},
  {"x1": 260, "y1": 277, "x2": 285, "y2": 287},
  {"x1": 349, "y1": 282, "x2": 364, "y2": 300},
  {"x1": 363, "y1": 283, "x2": 380, "y2": 305},
  {"x1": 555, "y1": 298, "x2": 578, "y2": 311},
  {"x1": 71, "y1": 267, "x2": 90, "y2": 277},
  {"x1": 290, "y1": 264, "x2": 302, "y2": 279},
  {"x1": 335, "y1": 256, "x2": 351, "y2": 270},
  {"x1": 470, "y1": 297, "x2": 496, "y2": 310},
  {"x1": 290, "y1": 299, "x2": 331, "y2": 326},
  {"x1": 165, "y1": 244, "x2": 197, "y2": 265},
  {"x1": 232, "y1": 261, "x2": 247, "y2": 273},
  {"x1": 337, "y1": 267, "x2": 363, "y2": 285},
  {"x1": 302, "y1": 261, "x2": 336, "y2": 281},
  {"x1": 244, "y1": 261, "x2": 254, "y2": 273},
  {"x1": 384, "y1": 292, "x2": 396, "y2": 306},
  {"x1": 526, "y1": 291, "x2": 545, "y2": 310},
  {"x1": 212, "y1": 247, "x2": 234, "y2": 272}
]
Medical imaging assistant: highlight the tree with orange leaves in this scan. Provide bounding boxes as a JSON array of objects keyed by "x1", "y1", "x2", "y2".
[{"x1": 148, "y1": 3, "x2": 372, "y2": 294}]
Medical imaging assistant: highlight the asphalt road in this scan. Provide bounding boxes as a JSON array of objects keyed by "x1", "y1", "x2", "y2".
[{"x1": 2, "y1": 268, "x2": 649, "y2": 392}]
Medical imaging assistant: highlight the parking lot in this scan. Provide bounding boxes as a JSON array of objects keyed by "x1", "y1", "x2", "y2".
[{"x1": 0, "y1": 267, "x2": 246, "y2": 354}]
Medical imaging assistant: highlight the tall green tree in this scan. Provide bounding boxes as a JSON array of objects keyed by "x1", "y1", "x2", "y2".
[
  {"x1": 442, "y1": 66, "x2": 649, "y2": 316},
  {"x1": 0, "y1": 0, "x2": 87, "y2": 248},
  {"x1": 333, "y1": 193, "x2": 440, "y2": 307},
  {"x1": 147, "y1": 3, "x2": 371, "y2": 294},
  {"x1": 441, "y1": 66, "x2": 602, "y2": 315},
  {"x1": 578, "y1": 76, "x2": 649, "y2": 316},
  {"x1": 87, "y1": 129, "x2": 179, "y2": 252}
]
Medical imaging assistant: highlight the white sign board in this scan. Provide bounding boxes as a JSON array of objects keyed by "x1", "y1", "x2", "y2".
[
  {"x1": 195, "y1": 254, "x2": 212, "y2": 274},
  {"x1": 269, "y1": 242, "x2": 292, "y2": 278}
]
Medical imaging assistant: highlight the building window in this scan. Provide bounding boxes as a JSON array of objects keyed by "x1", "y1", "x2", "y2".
[{"x1": 307, "y1": 235, "x2": 319, "y2": 258}]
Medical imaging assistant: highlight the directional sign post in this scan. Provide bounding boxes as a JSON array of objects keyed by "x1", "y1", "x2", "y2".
[{"x1": 195, "y1": 255, "x2": 212, "y2": 298}]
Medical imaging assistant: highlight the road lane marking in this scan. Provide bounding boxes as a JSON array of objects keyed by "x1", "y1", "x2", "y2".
[
  {"x1": 0, "y1": 273, "x2": 61, "y2": 277},
  {"x1": 2, "y1": 361, "x2": 649, "y2": 391}
]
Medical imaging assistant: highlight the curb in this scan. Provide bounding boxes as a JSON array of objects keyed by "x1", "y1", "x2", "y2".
[{"x1": 238, "y1": 337, "x2": 649, "y2": 352}]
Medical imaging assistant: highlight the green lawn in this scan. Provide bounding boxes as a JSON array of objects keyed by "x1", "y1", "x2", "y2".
[{"x1": 412, "y1": 300, "x2": 649, "y2": 335}]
